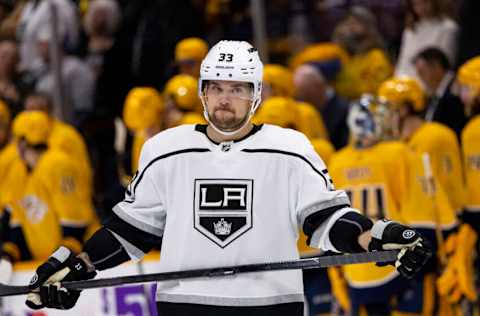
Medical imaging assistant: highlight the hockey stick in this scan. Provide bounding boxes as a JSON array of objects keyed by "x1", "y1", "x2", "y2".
[{"x1": 0, "y1": 250, "x2": 398, "y2": 297}]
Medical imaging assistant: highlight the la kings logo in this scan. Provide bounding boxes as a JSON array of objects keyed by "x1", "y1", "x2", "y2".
[{"x1": 194, "y1": 179, "x2": 253, "y2": 248}]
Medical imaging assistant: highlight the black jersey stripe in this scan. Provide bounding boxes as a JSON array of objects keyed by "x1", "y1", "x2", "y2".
[
  {"x1": 241, "y1": 148, "x2": 329, "y2": 188},
  {"x1": 133, "y1": 148, "x2": 211, "y2": 194}
]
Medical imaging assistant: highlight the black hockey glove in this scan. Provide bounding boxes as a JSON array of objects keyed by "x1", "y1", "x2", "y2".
[
  {"x1": 368, "y1": 220, "x2": 431, "y2": 279},
  {"x1": 26, "y1": 246, "x2": 96, "y2": 310}
]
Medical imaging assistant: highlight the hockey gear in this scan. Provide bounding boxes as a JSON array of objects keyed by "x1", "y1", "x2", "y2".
[
  {"x1": 175, "y1": 37, "x2": 209, "y2": 62},
  {"x1": 1, "y1": 250, "x2": 398, "y2": 297},
  {"x1": 437, "y1": 224, "x2": 478, "y2": 303},
  {"x1": 165, "y1": 74, "x2": 201, "y2": 112},
  {"x1": 12, "y1": 111, "x2": 51, "y2": 145},
  {"x1": 263, "y1": 64, "x2": 294, "y2": 97},
  {"x1": 25, "y1": 247, "x2": 96, "y2": 310},
  {"x1": 123, "y1": 87, "x2": 164, "y2": 132},
  {"x1": 377, "y1": 76, "x2": 425, "y2": 112},
  {"x1": 458, "y1": 56, "x2": 480, "y2": 99},
  {"x1": 347, "y1": 94, "x2": 396, "y2": 145},
  {"x1": 368, "y1": 220, "x2": 431, "y2": 278},
  {"x1": 198, "y1": 40, "x2": 263, "y2": 135},
  {"x1": 253, "y1": 96, "x2": 297, "y2": 128},
  {"x1": 0, "y1": 258, "x2": 12, "y2": 284}
]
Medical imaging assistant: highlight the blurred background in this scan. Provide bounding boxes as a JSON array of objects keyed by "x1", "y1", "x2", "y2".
[{"x1": 1, "y1": 0, "x2": 480, "y2": 315}]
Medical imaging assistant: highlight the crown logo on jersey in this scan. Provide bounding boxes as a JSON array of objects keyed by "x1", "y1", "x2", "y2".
[{"x1": 214, "y1": 218, "x2": 232, "y2": 235}]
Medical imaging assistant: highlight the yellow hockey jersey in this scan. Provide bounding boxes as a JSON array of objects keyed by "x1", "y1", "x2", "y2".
[
  {"x1": 49, "y1": 119, "x2": 93, "y2": 199},
  {"x1": 4, "y1": 150, "x2": 94, "y2": 260},
  {"x1": 401, "y1": 123, "x2": 462, "y2": 230},
  {"x1": 329, "y1": 141, "x2": 408, "y2": 287},
  {"x1": 335, "y1": 49, "x2": 393, "y2": 100},
  {"x1": 310, "y1": 138, "x2": 335, "y2": 166},
  {"x1": 0, "y1": 142, "x2": 18, "y2": 193},
  {"x1": 462, "y1": 116, "x2": 480, "y2": 212},
  {"x1": 295, "y1": 101, "x2": 329, "y2": 140}
]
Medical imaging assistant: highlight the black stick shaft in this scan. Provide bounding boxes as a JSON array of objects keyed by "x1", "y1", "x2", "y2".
[{"x1": 0, "y1": 250, "x2": 398, "y2": 297}]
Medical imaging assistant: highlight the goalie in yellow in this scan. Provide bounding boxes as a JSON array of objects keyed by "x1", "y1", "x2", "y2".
[
  {"x1": 329, "y1": 95, "x2": 411, "y2": 315},
  {"x1": 378, "y1": 76, "x2": 474, "y2": 312},
  {"x1": 0, "y1": 111, "x2": 95, "y2": 284}
]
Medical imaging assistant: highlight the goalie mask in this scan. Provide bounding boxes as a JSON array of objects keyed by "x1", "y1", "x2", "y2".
[
  {"x1": 198, "y1": 40, "x2": 263, "y2": 135},
  {"x1": 347, "y1": 94, "x2": 397, "y2": 147}
]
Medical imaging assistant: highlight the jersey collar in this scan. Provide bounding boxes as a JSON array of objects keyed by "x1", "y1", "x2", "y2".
[{"x1": 194, "y1": 124, "x2": 263, "y2": 145}]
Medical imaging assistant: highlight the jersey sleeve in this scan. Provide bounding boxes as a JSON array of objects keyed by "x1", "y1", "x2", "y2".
[
  {"x1": 111, "y1": 139, "x2": 167, "y2": 259},
  {"x1": 293, "y1": 137, "x2": 352, "y2": 252}
]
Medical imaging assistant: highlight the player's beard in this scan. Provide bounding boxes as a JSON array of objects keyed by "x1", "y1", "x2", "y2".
[{"x1": 208, "y1": 106, "x2": 251, "y2": 132}]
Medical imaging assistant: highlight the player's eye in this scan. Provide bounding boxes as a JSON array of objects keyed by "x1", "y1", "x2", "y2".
[{"x1": 210, "y1": 85, "x2": 222, "y2": 94}]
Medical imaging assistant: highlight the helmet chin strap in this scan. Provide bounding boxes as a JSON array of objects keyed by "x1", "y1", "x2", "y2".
[{"x1": 201, "y1": 96, "x2": 259, "y2": 137}]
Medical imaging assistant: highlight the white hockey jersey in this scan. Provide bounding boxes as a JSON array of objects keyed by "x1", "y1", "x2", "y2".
[{"x1": 112, "y1": 124, "x2": 351, "y2": 306}]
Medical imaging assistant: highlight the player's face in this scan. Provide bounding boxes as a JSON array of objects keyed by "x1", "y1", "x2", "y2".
[
  {"x1": 204, "y1": 81, "x2": 253, "y2": 132},
  {"x1": 17, "y1": 139, "x2": 43, "y2": 169}
]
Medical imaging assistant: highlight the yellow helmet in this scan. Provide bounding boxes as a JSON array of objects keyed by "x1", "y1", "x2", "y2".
[
  {"x1": 175, "y1": 37, "x2": 209, "y2": 62},
  {"x1": 13, "y1": 111, "x2": 51, "y2": 145},
  {"x1": 289, "y1": 42, "x2": 349, "y2": 70},
  {"x1": 164, "y1": 74, "x2": 201, "y2": 112},
  {"x1": 377, "y1": 76, "x2": 425, "y2": 112},
  {"x1": 458, "y1": 56, "x2": 480, "y2": 98},
  {"x1": 263, "y1": 64, "x2": 294, "y2": 97},
  {"x1": 253, "y1": 97, "x2": 297, "y2": 128},
  {"x1": 123, "y1": 87, "x2": 164, "y2": 131},
  {"x1": 0, "y1": 99, "x2": 11, "y2": 126}
]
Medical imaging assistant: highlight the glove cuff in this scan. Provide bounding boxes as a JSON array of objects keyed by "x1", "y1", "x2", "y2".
[
  {"x1": 50, "y1": 247, "x2": 72, "y2": 264},
  {"x1": 371, "y1": 219, "x2": 393, "y2": 240}
]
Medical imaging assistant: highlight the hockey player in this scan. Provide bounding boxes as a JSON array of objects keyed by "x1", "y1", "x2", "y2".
[
  {"x1": 24, "y1": 41, "x2": 430, "y2": 316},
  {"x1": 23, "y1": 92, "x2": 93, "y2": 199},
  {"x1": 329, "y1": 95, "x2": 413, "y2": 315},
  {"x1": 437, "y1": 56, "x2": 480, "y2": 305},
  {"x1": 262, "y1": 63, "x2": 329, "y2": 139},
  {"x1": 458, "y1": 56, "x2": 480, "y2": 230},
  {"x1": 0, "y1": 111, "x2": 95, "y2": 282},
  {"x1": 123, "y1": 87, "x2": 164, "y2": 173},
  {"x1": 175, "y1": 37, "x2": 209, "y2": 77},
  {"x1": 163, "y1": 74, "x2": 206, "y2": 127},
  {"x1": 378, "y1": 77, "x2": 471, "y2": 313}
]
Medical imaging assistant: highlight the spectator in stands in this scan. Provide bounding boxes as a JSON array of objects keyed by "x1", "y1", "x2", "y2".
[
  {"x1": 35, "y1": 28, "x2": 96, "y2": 126},
  {"x1": 293, "y1": 63, "x2": 350, "y2": 149},
  {"x1": 16, "y1": 0, "x2": 80, "y2": 78},
  {"x1": 0, "y1": 0, "x2": 25, "y2": 38},
  {"x1": 332, "y1": 6, "x2": 393, "y2": 100},
  {"x1": 395, "y1": 0, "x2": 458, "y2": 78},
  {"x1": 0, "y1": 38, "x2": 31, "y2": 115},
  {"x1": 174, "y1": 37, "x2": 208, "y2": 78},
  {"x1": 82, "y1": 0, "x2": 121, "y2": 78},
  {"x1": 414, "y1": 47, "x2": 467, "y2": 137}
]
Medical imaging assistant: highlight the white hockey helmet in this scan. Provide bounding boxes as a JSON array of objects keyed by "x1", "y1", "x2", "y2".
[{"x1": 198, "y1": 40, "x2": 264, "y2": 132}]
